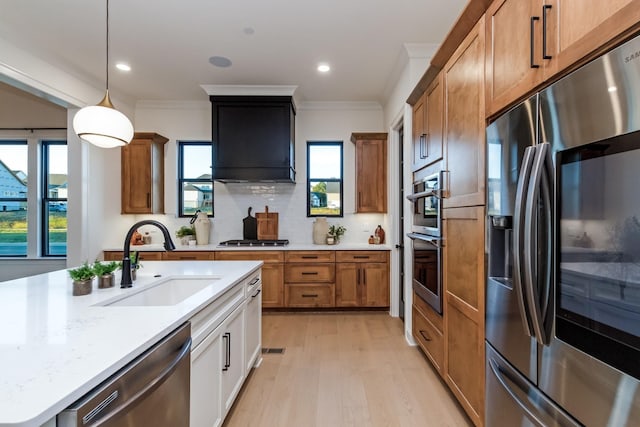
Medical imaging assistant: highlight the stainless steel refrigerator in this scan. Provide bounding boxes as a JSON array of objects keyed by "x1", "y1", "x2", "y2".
[{"x1": 485, "y1": 33, "x2": 640, "y2": 427}]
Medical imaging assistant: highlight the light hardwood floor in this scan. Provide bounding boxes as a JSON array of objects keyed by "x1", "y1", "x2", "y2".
[{"x1": 224, "y1": 312, "x2": 471, "y2": 427}]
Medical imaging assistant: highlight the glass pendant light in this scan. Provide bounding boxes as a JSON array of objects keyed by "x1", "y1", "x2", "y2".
[{"x1": 73, "y1": 0, "x2": 133, "y2": 148}]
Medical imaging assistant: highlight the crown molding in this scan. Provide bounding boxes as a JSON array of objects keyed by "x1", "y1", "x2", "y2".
[{"x1": 200, "y1": 85, "x2": 298, "y2": 97}]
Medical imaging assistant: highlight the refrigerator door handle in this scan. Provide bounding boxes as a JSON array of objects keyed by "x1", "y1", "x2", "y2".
[
  {"x1": 524, "y1": 143, "x2": 551, "y2": 345},
  {"x1": 488, "y1": 355, "x2": 547, "y2": 427},
  {"x1": 514, "y1": 146, "x2": 536, "y2": 337},
  {"x1": 539, "y1": 144, "x2": 554, "y2": 343}
]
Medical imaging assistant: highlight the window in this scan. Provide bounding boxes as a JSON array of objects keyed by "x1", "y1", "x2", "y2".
[
  {"x1": 0, "y1": 137, "x2": 66, "y2": 257},
  {"x1": 42, "y1": 141, "x2": 67, "y2": 256},
  {"x1": 307, "y1": 141, "x2": 343, "y2": 217},
  {"x1": 0, "y1": 141, "x2": 28, "y2": 256},
  {"x1": 178, "y1": 141, "x2": 213, "y2": 217}
]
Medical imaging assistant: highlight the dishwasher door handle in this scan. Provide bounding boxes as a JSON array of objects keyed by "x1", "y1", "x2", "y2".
[{"x1": 93, "y1": 337, "x2": 192, "y2": 426}]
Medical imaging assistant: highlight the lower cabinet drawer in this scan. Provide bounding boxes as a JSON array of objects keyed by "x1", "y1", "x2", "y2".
[
  {"x1": 412, "y1": 304, "x2": 444, "y2": 375},
  {"x1": 284, "y1": 264, "x2": 335, "y2": 283},
  {"x1": 285, "y1": 284, "x2": 335, "y2": 307}
]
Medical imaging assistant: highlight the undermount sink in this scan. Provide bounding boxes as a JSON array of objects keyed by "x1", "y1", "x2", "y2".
[{"x1": 101, "y1": 276, "x2": 221, "y2": 307}]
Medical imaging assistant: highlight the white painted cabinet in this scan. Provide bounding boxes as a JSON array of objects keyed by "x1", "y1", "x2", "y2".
[
  {"x1": 221, "y1": 305, "x2": 245, "y2": 415},
  {"x1": 190, "y1": 325, "x2": 223, "y2": 427},
  {"x1": 189, "y1": 270, "x2": 261, "y2": 427},
  {"x1": 244, "y1": 283, "x2": 262, "y2": 373}
]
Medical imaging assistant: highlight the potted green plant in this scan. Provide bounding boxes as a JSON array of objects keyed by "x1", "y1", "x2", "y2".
[
  {"x1": 175, "y1": 225, "x2": 196, "y2": 245},
  {"x1": 92, "y1": 260, "x2": 120, "y2": 289},
  {"x1": 68, "y1": 261, "x2": 95, "y2": 296},
  {"x1": 327, "y1": 225, "x2": 346, "y2": 244}
]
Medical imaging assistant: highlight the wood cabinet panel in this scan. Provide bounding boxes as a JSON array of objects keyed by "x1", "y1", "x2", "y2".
[
  {"x1": 413, "y1": 290, "x2": 443, "y2": 332},
  {"x1": 121, "y1": 132, "x2": 168, "y2": 214},
  {"x1": 335, "y1": 261, "x2": 389, "y2": 308},
  {"x1": 413, "y1": 73, "x2": 444, "y2": 172},
  {"x1": 215, "y1": 250, "x2": 284, "y2": 263},
  {"x1": 351, "y1": 132, "x2": 387, "y2": 213},
  {"x1": 284, "y1": 263, "x2": 335, "y2": 283},
  {"x1": 413, "y1": 303, "x2": 444, "y2": 376},
  {"x1": 285, "y1": 284, "x2": 335, "y2": 308},
  {"x1": 163, "y1": 251, "x2": 213, "y2": 261},
  {"x1": 103, "y1": 251, "x2": 164, "y2": 261},
  {"x1": 335, "y1": 251, "x2": 387, "y2": 263},
  {"x1": 412, "y1": 92, "x2": 427, "y2": 172},
  {"x1": 443, "y1": 206, "x2": 485, "y2": 427},
  {"x1": 444, "y1": 17, "x2": 486, "y2": 209},
  {"x1": 285, "y1": 251, "x2": 335, "y2": 263}
]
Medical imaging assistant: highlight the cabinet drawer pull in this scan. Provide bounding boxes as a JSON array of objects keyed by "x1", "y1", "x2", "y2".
[
  {"x1": 363, "y1": 269, "x2": 367, "y2": 285},
  {"x1": 249, "y1": 277, "x2": 260, "y2": 286},
  {"x1": 530, "y1": 16, "x2": 540, "y2": 69},
  {"x1": 353, "y1": 255, "x2": 370, "y2": 259},
  {"x1": 542, "y1": 5, "x2": 552, "y2": 60},
  {"x1": 178, "y1": 256, "x2": 196, "y2": 260},
  {"x1": 301, "y1": 255, "x2": 318, "y2": 259},
  {"x1": 302, "y1": 294, "x2": 319, "y2": 298},
  {"x1": 222, "y1": 333, "x2": 230, "y2": 371},
  {"x1": 146, "y1": 192, "x2": 151, "y2": 208},
  {"x1": 301, "y1": 271, "x2": 319, "y2": 275},
  {"x1": 357, "y1": 268, "x2": 361, "y2": 284},
  {"x1": 252, "y1": 289, "x2": 262, "y2": 298},
  {"x1": 419, "y1": 330, "x2": 432, "y2": 342}
]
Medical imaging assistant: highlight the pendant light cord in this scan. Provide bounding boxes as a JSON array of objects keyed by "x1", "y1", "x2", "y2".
[{"x1": 105, "y1": 0, "x2": 110, "y2": 92}]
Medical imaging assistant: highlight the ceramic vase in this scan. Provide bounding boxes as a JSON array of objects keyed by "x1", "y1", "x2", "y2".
[
  {"x1": 194, "y1": 211, "x2": 211, "y2": 245},
  {"x1": 313, "y1": 217, "x2": 329, "y2": 244}
]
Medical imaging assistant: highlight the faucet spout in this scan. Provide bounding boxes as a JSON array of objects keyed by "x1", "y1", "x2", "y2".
[{"x1": 121, "y1": 220, "x2": 176, "y2": 288}]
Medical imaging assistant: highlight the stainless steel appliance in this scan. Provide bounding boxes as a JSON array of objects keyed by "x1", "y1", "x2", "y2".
[
  {"x1": 58, "y1": 322, "x2": 191, "y2": 427},
  {"x1": 485, "y1": 33, "x2": 640, "y2": 427},
  {"x1": 408, "y1": 232, "x2": 442, "y2": 314},
  {"x1": 408, "y1": 171, "x2": 443, "y2": 236}
]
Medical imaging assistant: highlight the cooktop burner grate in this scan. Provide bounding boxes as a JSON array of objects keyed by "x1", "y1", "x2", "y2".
[{"x1": 218, "y1": 239, "x2": 290, "y2": 247}]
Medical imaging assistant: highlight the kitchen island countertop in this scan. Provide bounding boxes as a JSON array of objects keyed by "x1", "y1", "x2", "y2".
[{"x1": 0, "y1": 260, "x2": 261, "y2": 427}]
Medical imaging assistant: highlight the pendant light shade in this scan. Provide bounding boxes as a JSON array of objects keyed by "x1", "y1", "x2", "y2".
[{"x1": 73, "y1": 0, "x2": 133, "y2": 148}]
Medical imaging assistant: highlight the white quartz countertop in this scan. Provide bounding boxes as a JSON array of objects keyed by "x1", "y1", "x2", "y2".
[
  {"x1": 104, "y1": 242, "x2": 393, "y2": 251},
  {"x1": 0, "y1": 260, "x2": 262, "y2": 427}
]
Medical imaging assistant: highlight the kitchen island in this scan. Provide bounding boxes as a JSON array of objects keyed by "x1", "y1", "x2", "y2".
[{"x1": 0, "y1": 260, "x2": 262, "y2": 427}]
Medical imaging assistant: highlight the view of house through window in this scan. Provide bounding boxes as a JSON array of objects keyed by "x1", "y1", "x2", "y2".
[
  {"x1": 42, "y1": 141, "x2": 67, "y2": 256},
  {"x1": 0, "y1": 141, "x2": 28, "y2": 256},
  {"x1": 307, "y1": 141, "x2": 343, "y2": 216},
  {"x1": 178, "y1": 141, "x2": 213, "y2": 217}
]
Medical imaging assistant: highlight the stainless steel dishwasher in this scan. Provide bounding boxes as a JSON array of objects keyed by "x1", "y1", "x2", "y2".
[{"x1": 58, "y1": 322, "x2": 191, "y2": 427}]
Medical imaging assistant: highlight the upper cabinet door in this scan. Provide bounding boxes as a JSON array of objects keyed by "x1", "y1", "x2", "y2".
[
  {"x1": 351, "y1": 132, "x2": 387, "y2": 213},
  {"x1": 485, "y1": 0, "x2": 542, "y2": 118},
  {"x1": 543, "y1": 0, "x2": 639, "y2": 80},
  {"x1": 412, "y1": 73, "x2": 444, "y2": 173},
  {"x1": 486, "y1": 0, "x2": 640, "y2": 118},
  {"x1": 444, "y1": 16, "x2": 486, "y2": 209}
]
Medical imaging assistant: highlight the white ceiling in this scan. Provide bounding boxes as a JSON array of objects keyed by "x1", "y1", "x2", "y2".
[{"x1": 0, "y1": 0, "x2": 467, "y2": 104}]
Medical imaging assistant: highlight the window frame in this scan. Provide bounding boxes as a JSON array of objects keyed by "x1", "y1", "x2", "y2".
[
  {"x1": 306, "y1": 141, "x2": 344, "y2": 217},
  {"x1": 41, "y1": 140, "x2": 67, "y2": 257},
  {"x1": 177, "y1": 141, "x2": 214, "y2": 218},
  {"x1": 0, "y1": 140, "x2": 28, "y2": 258}
]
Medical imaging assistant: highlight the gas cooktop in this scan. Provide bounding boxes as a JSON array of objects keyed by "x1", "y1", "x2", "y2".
[{"x1": 218, "y1": 239, "x2": 290, "y2": 247}]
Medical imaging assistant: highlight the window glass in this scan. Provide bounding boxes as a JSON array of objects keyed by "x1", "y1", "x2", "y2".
[
  {"x1": 178, "y1": 142, "x2": 213, "y2": 217},
  {"x1": 42, "y1": 141, "x2": 67, "y2": 256},
  {"x1": 0, "y1": 141, "x2": 28, "y2": 256},
  {"x1": 307, "y1": 141, "x2": 343, "y2": 217}
]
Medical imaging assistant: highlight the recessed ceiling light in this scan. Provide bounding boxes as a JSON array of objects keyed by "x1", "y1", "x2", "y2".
[
  {"x1": 116, "y1": 63, "x2": 131, "y2": 71},
  {"x1": 243, "y1": 27, "x2": 255, "y2": 35},
  {"x1": 209, "y1": 56, "x2": 232, "y2": 68},
  {"x1": 608, "y1": 86, "x2": 617, "y2": 92},
  {"x1": 317, "y1": 64, "x2": 330, "y2": 73}
]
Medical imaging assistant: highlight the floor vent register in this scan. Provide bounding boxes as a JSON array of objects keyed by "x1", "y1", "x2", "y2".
[{"x1": 262, "y1": 348, "x2": 285, "y2": 354}]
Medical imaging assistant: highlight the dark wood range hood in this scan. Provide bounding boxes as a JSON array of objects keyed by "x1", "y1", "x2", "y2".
[{"x1": 210, "y1": 95, "x2": 296, "y2": 183}]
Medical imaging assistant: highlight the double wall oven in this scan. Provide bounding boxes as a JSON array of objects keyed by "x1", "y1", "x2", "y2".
[{"x1": 407, "y1": 171, "x2": 444, "y2": 314}]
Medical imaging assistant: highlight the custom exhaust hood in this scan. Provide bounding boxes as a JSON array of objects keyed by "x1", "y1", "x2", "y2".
[{"x1": 204, "y1": 86, "x2": 297, "y2": 183}]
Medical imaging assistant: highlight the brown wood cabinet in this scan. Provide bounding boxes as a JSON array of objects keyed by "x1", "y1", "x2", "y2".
[
  {"x1": 335, "y1": 251, "x2": 389, "y2": 308},
  {"x1": 284, "y1": 250, "x2": 336, "y2": 307},
  {"x1": 103, "y1": 250, "x2": 163, "y2": 261},
  {"x1": 350, "y1": 133, "x2": 387, "y2": 213},
  {"x1": 443, "y1": 16, "x2": 486, "y2": 209},
  {"x1": 485, "y1": 0, "x2": 640, "y2": 117},
  {"x1": 121, "y1": 132, "x2": 168, "y2": 214},
  {"x1": 412, "y1": 292, "x2": 444, "y2": 376},
  {"x1": 215, "y1": 251, "x2": 285, "y2": 308},
  {"x1": 412, "y1": 72, "x2": 444, "y2": 172},
  {"x1": 443, "y1": 206, "x2": 486, "y2": 427}
]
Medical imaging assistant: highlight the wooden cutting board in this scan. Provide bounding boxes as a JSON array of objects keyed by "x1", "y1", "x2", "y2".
[{"x1": 256, "y1": 205, "x2": 278, "y2": 240}]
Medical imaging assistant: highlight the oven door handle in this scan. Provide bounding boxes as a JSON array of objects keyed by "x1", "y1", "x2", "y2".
[
  {"x1": 407, "y1": 233, "x2": 443, "y2": 248},
  {"x1": 406, "y1": 189, "x2": 442, "y2": 202}
]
